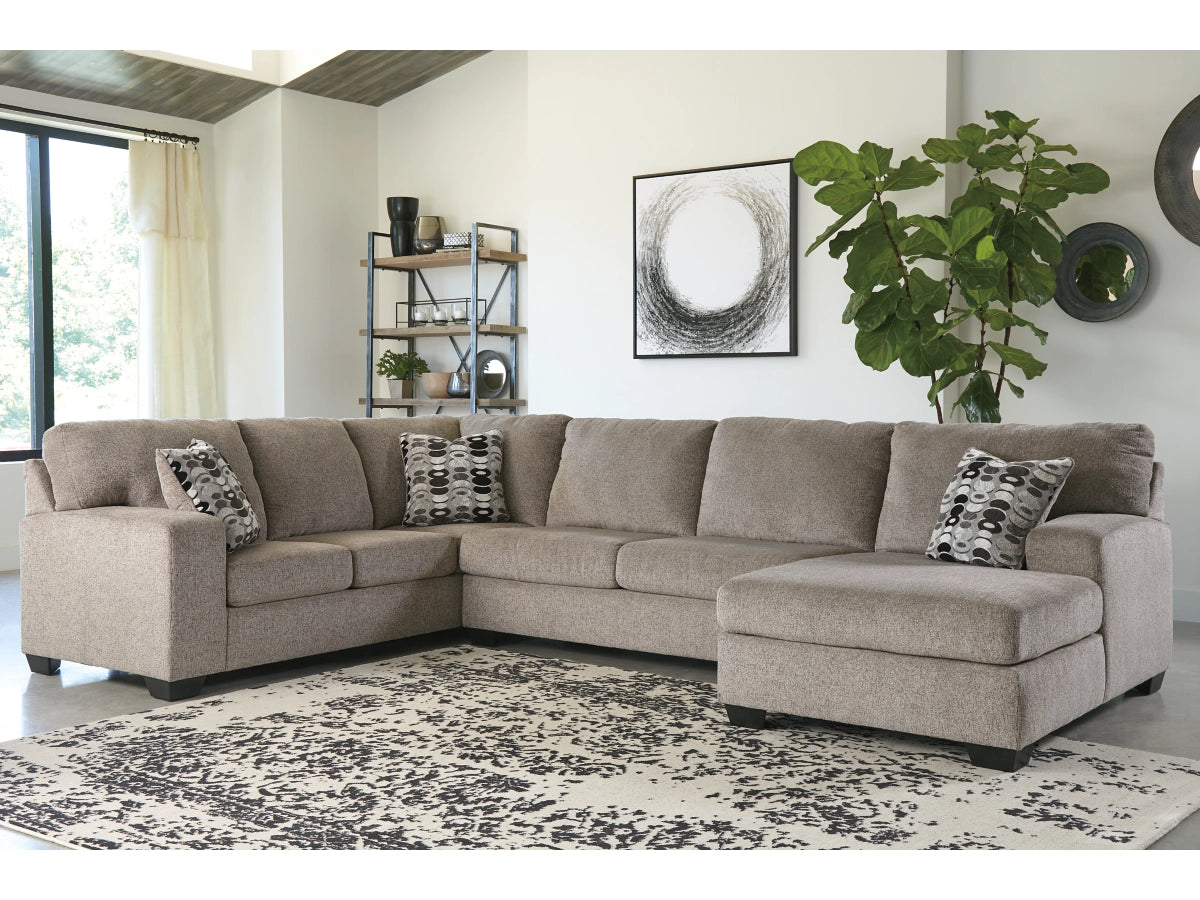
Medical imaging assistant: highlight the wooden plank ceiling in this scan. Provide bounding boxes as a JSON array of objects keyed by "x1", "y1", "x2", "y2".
[{"x1": 0, "y1": 50, "x2": 490, "y2": 124}]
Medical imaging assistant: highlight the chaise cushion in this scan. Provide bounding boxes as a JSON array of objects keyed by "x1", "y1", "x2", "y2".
[
  {"x1": 461, "y1": 413, "x2": 570, "y2": 526},
  {"x1": 876, "y1": 421, "x2": 1155, "y2": 554},
  {"x1": 697, "y1": 418, "x2": 893, "y2": 550},
  {"x1": 615, "y1": 536, "x2": 857, "y2": 601},
  {"x1": 226, "y1": 540, "x2": 353, "y2": 607},
  {"x1": 280, "y1": 530, "x2": 457, "y2": 588},
  {"x1": 459, "y1": 526, "x2": 669, "y2": 589},
  {"x1": 717, "y1": 551, "x2": 1102, "y2": 666},
  {"x1": 238, "y1": 418, "x2": 374, "y2": 540},
  {"x1": 546, "y1": 418, "x2": 717, "y2": 536},
  {"x1": 341, "y1": 416, "x2": 461, "y2": 530},
  {"x1": 40, "y1": 418, "x2": 268, "y2": 529}
]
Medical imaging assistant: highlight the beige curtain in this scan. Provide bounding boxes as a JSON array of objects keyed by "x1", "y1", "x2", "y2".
[{"x1": 128, "y1": 141, "x2": 218, "y2": 418}]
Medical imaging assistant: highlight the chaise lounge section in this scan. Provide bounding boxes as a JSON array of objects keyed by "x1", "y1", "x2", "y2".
[{"x1": 19, "y1": 413, "x2": 1171, "y2": 770}]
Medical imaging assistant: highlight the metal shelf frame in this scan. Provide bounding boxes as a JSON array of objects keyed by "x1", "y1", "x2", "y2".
[{"x1": 364, "y1": 222, "x2": 522, "y2": 416}]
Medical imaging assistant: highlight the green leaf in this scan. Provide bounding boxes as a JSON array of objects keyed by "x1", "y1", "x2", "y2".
[
  {"x1": 900, "y1": 332, "x2": 972, "y2": 377},
  {"x1": 793, "y1": 141, "x2": 861, "y2": 185},
  {"x1": 988, "y1": 341, "x2": 1047, "y2": 379},
  {"x1": 979, "y1": 310, "x2": 1049, "y2": 344},
  {"x1": 841, "y1": 289, "x2": 871, "y2": 325},
  {"x1": 854, "y1": 317, "x2": 912, "y2": 371},
  {"x1": 843, "y1": 226, "x2": 897, "y2": 292},
  {"x1": 1028, "y1": 219, "x2": 1063, "y2": 265},
  {"x1": 928, "y1": 365, "x2": 974, "y2": 406},
  {"x1": 990, "y1": 209, "x2": 1034, "y2": 263},
  {"x1": 853, "y1": 285, "x2": 902, "y2": 331},
  {"x1": 952, "y1": 254, "x2": 1007, "y2": 298},
  {"x1": 806, "y1": 208, "x2": 867, "y2": 256},
  {"x1": 898, "y1": 227, "x2": 946, "y2": 260},
  {"x1": 956, "y1": 122, "x2": 987, "y2": 148},
  {"x1": 986, "y1": 110, "x2": 1038, "y2": 139},
  {"x1": 954, "y1": 370, "x2": 1002, "y2": 423},
  {"x1": 922, "y1": 138, "x2": 969, "y2": 164},
  {"x1": 976, "y1": 234, "x2": 997, "y2": 260},
  {"x1": 814, "y1": 181, "x2": 875, "y2": 216},
  {"x1": 858, "y1": 141, "x2": 894, "y2": 178},
  {"x1": 1029, "y1": 162, "x2": 1110, "y2": 195},
  {"x1": 879, "y1": 156, "x2": 941, "y2": 192},
  {"x1": 907, "y1": 215, "x2": 951, "y2": 249},
  {"x1": 1013, "y1": 261, "x2": 1058, "y2": 306},
  {"x1": 948, "y1": 206, "x2": 993, "y2": 253},
  {"x1": 907, "y1": 266, "x2": 948, "y2": 313},
  {"x1": 1006, "y1": 380, "x2": 1025, "y2": 398}
]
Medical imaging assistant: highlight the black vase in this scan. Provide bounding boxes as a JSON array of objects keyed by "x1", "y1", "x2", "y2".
[{"x1": 386, "y1": 196, "x2": 419, "y2": 256}]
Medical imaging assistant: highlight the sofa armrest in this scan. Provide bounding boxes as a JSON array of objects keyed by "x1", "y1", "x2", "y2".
[
  {"x1": 19, "y1": 506, "x2": 228, "y2": 682},
  {"x1": 24, "y1": 458, "x2": 54, "y2": 514},
  {"x1": 1025, "y1": 513, "x2": 1171, "y2": 701}
]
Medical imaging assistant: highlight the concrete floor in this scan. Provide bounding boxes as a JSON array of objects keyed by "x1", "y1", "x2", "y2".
[{"x1": 0, "y1": 569, "x2": 1197, "y2": 850}]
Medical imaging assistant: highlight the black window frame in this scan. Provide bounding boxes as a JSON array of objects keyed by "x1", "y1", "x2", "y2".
[{"x1": 0, "y1": 117, "x2": 129, "y2": 462}]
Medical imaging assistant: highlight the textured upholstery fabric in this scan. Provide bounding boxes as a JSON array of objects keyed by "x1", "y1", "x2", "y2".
[
  {"x1": 615, "y1": 536, "x2": 855, "y2": 601},
  {"x1": 390, "y1": 522, "x2": 530, "y2": 540},
  {"x1": 546, "y1": 418, "x2": 717, "y2": 535},
  {"x1": 697, "y1": 418, "x2": 893, "y2": 550},
  {"x1": 876, "y1": 421, "x2": 1155, "y2": 553},
  {"x1": 400, "y1": 430, "x2": 509, "y2": 525},
  {"x1": 464, "y1": 575, "x2": 717, "y2": 661},
  {"x1": 23, "y1": 459, "x2": 54, "y2": 514},
  {"x1": 461, "y1": 413, "x2": 570, "y2": 527},
  {"x1": 341, "y1": 416, "x2": 460, "y2": 530},
  {"x1": 156, "y1": 441, "x2": 262, "y2": 553},
  {"x1": 717, "y1": 551, "x2": 1102, "y2": 665},
  {"x1": 717, "y1": 631, "x2": 1105, "y2": 749},
  {"x1": 280, "y1": 529, "x2": 457, "y2": 588},
  {"x1": 20, "y1": 506, "x2": 227, "y2": 681},
  {"x1": 1149, "y1": 462, "x2": 1166, "y2": 520},
  {"x1": 459, "y1": 526, "x2": 668, "y2": 589},
  {"x1": 225, "y1": 540, "x2": 353, "y2": 607},
  {"x1": 226, "y1": 575, "x2": 462, "y2": 671},
  {"x1": 238, "y1": 418, "x2": 373, "y2": 539},
  {"x1": 40, "y1": 418, "x2": 267, "y2": 530},
  {"x1": 1025, "y1": 513, "x2": 1173, "y2": 701}
]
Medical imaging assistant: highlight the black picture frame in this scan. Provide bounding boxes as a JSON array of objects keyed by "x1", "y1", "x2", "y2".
[{"x1": 633, "y1": 158, "x2": 798, "y2": 359}]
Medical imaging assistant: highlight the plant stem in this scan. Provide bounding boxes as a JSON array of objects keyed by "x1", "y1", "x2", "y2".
[{"x1": 931, "y1": 373, "x2": 944, "y2": 423}]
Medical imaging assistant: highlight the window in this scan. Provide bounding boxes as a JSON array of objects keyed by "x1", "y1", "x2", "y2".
[{"x1": 0, "y1": 119, "x2": 138, "y2": 461}]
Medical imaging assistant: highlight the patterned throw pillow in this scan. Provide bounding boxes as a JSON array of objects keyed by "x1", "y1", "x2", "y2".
[
  {"x1": 400, "y1": 430, "x2": 509, "y2": 526},
  {"x1": 926, "y1": 447, "x2": 1074, "y2": 569},
  {"x1": 156, "y1": 439, "x2": 262, "y2": 553}
]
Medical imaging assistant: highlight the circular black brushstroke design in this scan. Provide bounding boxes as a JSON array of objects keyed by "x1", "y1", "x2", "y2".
[{"x1": 637, "y1": 172, "x2": 790, "y2": 355}]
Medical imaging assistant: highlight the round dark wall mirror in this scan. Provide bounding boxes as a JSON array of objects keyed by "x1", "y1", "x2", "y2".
[
  {"x1": 1154, "y1": 92, "x2": 1200, "y2": 246},
  {"x1": 1054, "y1": 223, "x2": 1149, "y2": 322}
]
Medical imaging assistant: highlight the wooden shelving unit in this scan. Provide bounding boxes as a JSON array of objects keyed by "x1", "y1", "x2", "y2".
[{"x1": 361, "y1": 223, "x2": 525, "y2": 416}]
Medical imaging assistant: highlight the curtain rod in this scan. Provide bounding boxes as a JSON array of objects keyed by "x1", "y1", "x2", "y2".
[{"x1": 0, "y1": 102, "x2": 200, "y2": 145}]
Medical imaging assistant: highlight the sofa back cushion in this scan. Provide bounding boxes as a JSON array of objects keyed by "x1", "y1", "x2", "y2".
[
  {"x1": 238, "y1": 418, "x2": 373, "y2": 539},
  {"x1": 546, "y1": 418, "x2": 717, "y2": 536},
  {"x1": 40, "y1": 418, "x2": 268, "y2": 529},
  {"x1": 461, "y1": 413, "x2": 571, "y2": 527},
  {"x1": 341, "y1": 416, "x2": 461, "y2": 529},
  {"x1": 876, "y1": 421, "x2": 1156, "y2": 553},
  {"x1": 697, "y1": 418, "x2": 894, "y2": 550}
]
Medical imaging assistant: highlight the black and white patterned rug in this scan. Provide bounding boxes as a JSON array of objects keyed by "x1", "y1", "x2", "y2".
[{"x1": 1, "y1": 645, "x2": 1198, "y2": 849}]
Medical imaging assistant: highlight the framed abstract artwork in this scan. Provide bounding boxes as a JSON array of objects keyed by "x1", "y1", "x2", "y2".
[{"x1": 633, "y1": 158, "x2": 797, "y2": 358}]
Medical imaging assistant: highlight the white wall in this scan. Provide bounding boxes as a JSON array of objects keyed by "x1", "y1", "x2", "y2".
[
  {"x1": 279, "y1": 89, "x2": 377, "y2": 418},
  {"x1": 0, "y1": 85, "x2": 217, "y2": 572},
  {"x1": 212, "y1": 91, "x2": 285, "y2": 418},
  {"x1": 963, "y1": 51, "x2": 1200, "y2": 621}
]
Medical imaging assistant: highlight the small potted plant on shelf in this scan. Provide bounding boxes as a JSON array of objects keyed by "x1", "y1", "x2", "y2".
[{"x1": 376, "y1": 349, "x2": 430, "y2": 399}]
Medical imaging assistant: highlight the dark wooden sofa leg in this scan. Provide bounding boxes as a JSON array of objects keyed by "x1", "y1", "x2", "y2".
[
  {"x1": 725, "y1": 704, "x2": 767, "y2": 729},
  {"x1": 145, "y1": 676, "x2": 205, "y2": 701},
  {"x1": 26, "y1": 654, "x2": 61, "y2": 676},
  {"x1": 1126, "y1": 672, "x2": 1166, "y2": 697},
  {"x1": 965, "y1": 743, "x2": 1033, "y2": 772},
  {"x1": 466, "y1": 629, "x2": 504, "y2": 647}
]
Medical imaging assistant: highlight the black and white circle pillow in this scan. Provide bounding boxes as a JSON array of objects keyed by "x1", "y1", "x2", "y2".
[
  {"x1": 400, "y1": 430, "x2": 509, "y2": 526},
  {"x1": 926, "y1": 447, "x2": 1074, "y2": 569},
  {"x1": 156, "y1": 439, "x2": 262, "y2": 553}
]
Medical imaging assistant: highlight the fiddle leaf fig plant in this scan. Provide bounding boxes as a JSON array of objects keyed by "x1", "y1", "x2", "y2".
[{"x1": 794, "y1": 110, "x2": 1109, "y2": 422}]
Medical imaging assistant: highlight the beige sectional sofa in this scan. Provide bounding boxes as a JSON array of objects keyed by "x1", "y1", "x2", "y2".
[{"x1": 20, "y1": 413, "x2": 1171, "y2": 772}]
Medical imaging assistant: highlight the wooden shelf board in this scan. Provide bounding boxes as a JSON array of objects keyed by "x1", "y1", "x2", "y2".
[
  {"x1": 362, "y1": 249, "x2": 527, "y2": 270},
  {"x1": 361, "y1": 324, "x2": 526, "y2": 338},
  {"x1": 359, "y1": 397, "x2": 526, "y2": 409}
]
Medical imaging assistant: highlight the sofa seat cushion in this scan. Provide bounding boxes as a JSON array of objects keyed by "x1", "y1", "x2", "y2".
[
  {"x1": 226, "y1": 540, "x2": 353, "y2": 608},
  {"x1": 616, "y1": 536, "x2": 857, "y2": 602},
  {"x1": 459, "y1": 526, "x2": 669, "y2": 589},
  {"x1": 281, "y1": 530, "x2": 458, "y2": 588},
  {"x1": 717, "y1": 551, "x2": 1102, "y2": 666}
]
